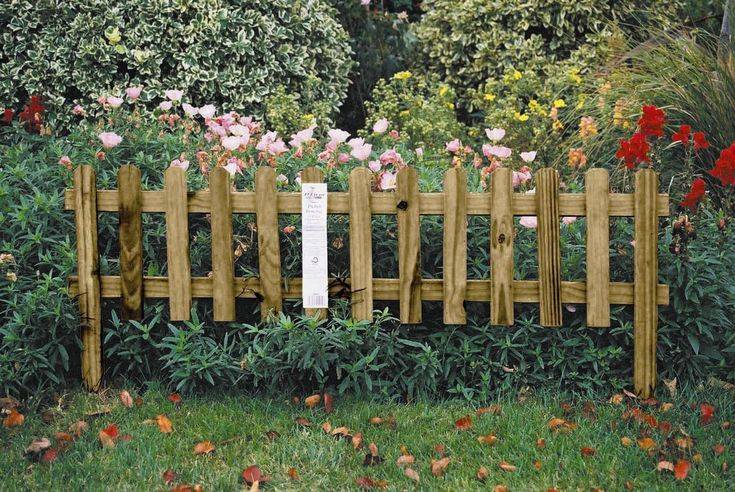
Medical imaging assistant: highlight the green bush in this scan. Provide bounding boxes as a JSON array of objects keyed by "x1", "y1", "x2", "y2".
[{"x1": 0, "y1": 0, "x2": 353, "y2": 128}]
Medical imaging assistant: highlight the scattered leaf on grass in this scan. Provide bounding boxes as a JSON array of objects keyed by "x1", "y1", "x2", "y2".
[
  {"x1": 660, "y1": 402, "x2": 674, "y2": 412},
  {"x1": 304, "y1": 394, "x2": 321, "y2": 409},
  {"x1": 621, "y1": 437, "x2": 633, "y2": 447},
  {"x1": 119, "y1": 391, "x2": 133, "y2": 408},
  {"x1": 24, "y1": 438, "x2": 51, "y2": 460},
  {"x1": 548, "y1": 417, "x2": 577, "y2": 432},
  {"x1": 287, "y1": 467, "x2": 299, "y2": 480},
  {"x1": 431, "y1": 457, "x2": 450, "y2": 477},
  {"x1": 536, "y1": 438, "x2": 546, "y2": 449},
  {"x1": 69, "y1": 421, "x2": 88, "y2": 437},
  {"x1": 85, "y1": 406, "x2": 112, "y2": 418},
  {"x1": 0, "y1": 396, "x2": 20, "y2": 411},
  {"x1": 658, "y1": 421, "x2": 672, "y2": 434},
  {"x1": 331, "y1": 426, "x2": 351, "y2": 439},
  {"x1": 396, "y1": 454, "x2": 415, "y2": 467},
  {"x1": 476, "y1": 466, "x2": 489, "y2": 481},
  {"x1": 352, "y1": 432, "x2": 363, "y2": 450},
  {"x1": 321, "y1": 422, "x2": 331, "y2": 434},
  {"x1": 434, "y1": 444, "x2": 446, "y2": 457},
  {"x1": 676, "y1": 436, "x2": 694, "y2": 450},
  {"x1": 162, "y1": 469, "x2": 178, "y2": 485},
  {"x1": 404, "y1": 467, "x2": 419, "y2": 483},
  {"x1": 170, "y1": 484, "x2": 203, "y2": 492},
  {"x1": 477, "y1": 434, "x2": 498, "y2": 445},
  {"x1": 134, "y1": 396, "x2": 144, "y2": 407},
  {"x1": 193, "y1": 441, "x2": 215, "y2": 455},
  {"x1": 581, "y1": 447, "x2": 596, "y2": 457},
  {"x1": 493, "y1": 486, "x2": 509, "y2": 492},
  {"x1": 156, "y1": 415, "x2": 173, "y2": 433},
  {"x1": 3, "y1": 408, "x2": 24, "y2": 428},
  {"x1": 242, "y1": 465, "x2": 269, "y2": 485},
  {"x1": 295, "y1": 417, "x2": 311, "y2": 427},
  {"x1": 674, "y1": 459, "x2": 691, "y2": 480},
  {"x1": 363, "y1": 442, "x2": 383, "y2": 466},
  {"x1": 455, "y1": 415, "x2": 472, "y2": 431},
  {"x1": 663, "y1": 377, "x2": 677, "y2": 397},
  {"x1": 609, "y1": 394, "x2": 624, "y2": 405},
  {"x1": 356, "y1": 476, "x2": 387, "y2": 489},
  {"x1": 637, "y1": 437, "x2": 656, "y2": 451},
  {"x1": 692, "y1": 452, "x2": 703, "y2": 464},
  {"x1": 99, "y1": 424, "x2": 119, "y2": 448},
  {"x1": 264, "y1": 430, "x2": 280, "y2": 442},
  {"x1": 120, "y1": 434, "x2": 133, "y2": 442},
  {"x1": 41, "y1": 448, "x2": 58, "y2": 463},
  {"x1": 534, "y1": 460, "x2": 542, "y2": 470},
  {"x1": 476, "y1": 405, "x2": 502, "y2": 416},
  {"x1": 168, "y1": 393, "x2": 182, "y2": 405},
  {"x1": 498, "y1": 461, "x2": 517, "y2": 472},
  {"x1": 713, "y1": 444, "x2": 725, "y2": 456},
  {"x1": 700, "y1": 404, "x2": 715, "y2": 425},
  {"x1": 323, "y1": 393, "x2": 334, "y2": 414}
]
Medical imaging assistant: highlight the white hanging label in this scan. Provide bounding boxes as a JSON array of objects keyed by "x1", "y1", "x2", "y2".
[{"x1": 301, "y1": 183, "x2": 328, "y2": 308}]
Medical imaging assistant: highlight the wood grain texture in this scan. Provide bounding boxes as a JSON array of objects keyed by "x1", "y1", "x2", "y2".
[
  {"x1": 255, "y1": 167, "x2": 282, "y2": 319},
  {"x1": 536, "y1": 168, "x2": 563, "y2": 327},
  {"x1": 74, "y1": 165, "x2": 102, "y2": 391},
  {"x1": 118, "y1": 164, "x2": 143, "y2": 321},
  {"x1": 396, "y1": 166, "x2": 422, "y2": 323},
  {"x1": 209, "y1": 167, "x2": 235, "y2": 321},
  {"x1": 585, "y1": 169, "x2": 610, "y2": 327},
  {"x1": 65, "y1": 189, "x2": 671, "y2": 217},
  {"x1": 490, "y1": 167, "x2": 514, "y2": 326},
  {"x1": 164, "y1": 167, "x2": 192, "y2": 320},
  {"x1": 70, "y1": 276, "x2": 670, "y2": 305},
  {"x1": 301, "y1": 166, "x2": 327, "y2": 320},
  {"x1": 634, "y1": 169, "x2": 659, "y2": 398},
  {"x1": 348, "y1": 168, "x2": 374, "y2": 321},
  {"x1": 443, "y1": 168, "x2": 467, "y2": 324}
]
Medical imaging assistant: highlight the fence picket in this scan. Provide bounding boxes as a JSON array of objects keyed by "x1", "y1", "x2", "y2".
[
  {"x1": 255, "y1": 167, "x2": 283, "y2": 319},
  {"x1": 585, "y1": 169, "x2": 610, "y2": 327},
  {"x1": 490, "y1": 168, "x2": 514, "y2": 325},
  {"x1": 210, "y1": 167, "x2": 236, "y2": 321},
  {"x1": 301, "y1": 166, "x2": 327, "y2": 320},
  {"x1": 443, "y1": 168, "x2": 467, "y2": 324},
  {"x1": 634, "y1": 169, "x2": 659, "y2": 398},
  {"x1": 348, "y1": 168, "x2": 374, "y2": 321},
  {"x1": 396, "y1": 166, "x2": 421, "y2": 323},
  {"x1": 164, "y1": 167, "x2": 192, "y2": 320},
  {"x1": 118, "y1": 164, "x2": 143, "y2": 321},
  {"x1": 74, "y1": 165, "x2": 102, "y2": 390},
  {"x1": 536, "y1": 168, "x2": 563, "y2": 327}
]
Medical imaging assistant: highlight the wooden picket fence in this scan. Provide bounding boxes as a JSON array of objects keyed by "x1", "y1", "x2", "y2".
[{"x1": 65, "y1": 164, "x2": 669, "y2": 397}]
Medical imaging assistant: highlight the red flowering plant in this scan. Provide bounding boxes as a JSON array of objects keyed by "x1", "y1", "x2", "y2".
[{"x1": 1, "y1": 95, "x2": 46, "y2": 134}]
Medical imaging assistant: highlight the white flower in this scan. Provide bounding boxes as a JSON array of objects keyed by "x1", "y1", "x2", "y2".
[
  {"x1": 198, "y1": 105, "x2": 216, "y2": 119},
  {"x1": 327, "y1": 128, "x2": 350, "y2": 143},
  {"x1": 182, "y1": 103, "x2": 199, "y2": 117},
  {"x1": 485, "y1": 128, "x2": 506, "y2": 141},
  {"x1": 164, "y1": 90, "x2": 183, "y2": 102},
  {"x1": 520, "y1": 151, "x2": 537, "y2": 163}
]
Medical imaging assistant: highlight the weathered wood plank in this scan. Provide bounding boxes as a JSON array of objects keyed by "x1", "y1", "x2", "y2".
[
  {"x1": 536, "y1": 168, "x2": 563, "y2": 327},
  {"x1": 490, "y1": 167, "x2": 514, "y2": 326},
  {"x1": 634, "y1": 169, "x2": 659, "y2": 398},
  {"x1": 443, "y1": 168, "x2": 467, "y2": 324},
  {"x1": 74, "y1": 165, "x2": 102, "y2": 390},
  {"x1": 585, "y1": 169, "x2": 610, "y2": 327},
  {"x1": 348, "y1": 168, "x2": 374, "y2": 321},
  {"x1": 301, "y1": 166, "x2": 327, "y2": 320},
  {"x1": 396, "y1": 167, "x2": 422, "y2": 323},
  {"x1": 164, "y1": 167, "x2": 192, "y2": 320},
  {"x1": 255, "y1": 167, "x2": 282, "y2": 319},
  {"x1": 118, "y1": 164, "x2": 143, "y2": 321},
  {"x1": 210, "y1": 166, "x2": 236, "y2": 321}
]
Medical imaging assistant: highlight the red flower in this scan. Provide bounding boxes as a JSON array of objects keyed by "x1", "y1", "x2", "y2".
[
  {"x1": 1, "y1": 108, "x2": 13, "y2": 125},
  {"x1": 693, "y1": 131, "x2": 710, "y2": 151},
  {"x1": 18, "y1": 95, "x2": 45, "y2": 133},
  {"x1": 616, "y1": 132, "x2": 651, "y2": 169},
  {"x1": 637, "y1": 105, "x2": 666, "y2": 139},
  {"x1": 709, "y1": 143, "x2": 735, "y2": 186},
  {"x1": 680, "y1": 178, "x2": 706, "y2": 211},
  {"x1": 672, "y1": 125, "x2": 691, "y2": 146}
]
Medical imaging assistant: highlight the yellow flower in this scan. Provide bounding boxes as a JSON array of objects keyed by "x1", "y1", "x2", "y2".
[
  {"x1": 393, "y1": 71, "x2": 412, "y2": 81},
  {"x1": 575, "y1": 95, "x2": 586, "y2": 110},
  {"x1": 579, "y1": 116, "x2": 598, "y2": 139},
  {"x1": 552, "y1": 120, "x2": 564, "y2": 132},
  {"x1": 514, "y1": 112, "x2": 529, "y2": 122},
  {"x1": 445, "y1": 102, "x2": 455, "y2": 110},
  {"x1": 568, "y1": 69, "x2": 582, "y2": 84},
  {"x1": 438, "y1": 85, "x2": 449, "y2": 98},
  {"x1": 483, "y1": 93, "x2": 496, "y2": 102},
  {"x1": 512, "y1": 70, "x2": 523, "y2": 80},
  {"x1": 528, "y1": 99, "x2": 546, "y2": 116},
  {"x1": 400, "y1": 110, "x2": 410, "y2": 117},
  {"x1": 553, "y1": 99, "x2": 566, "y2": 109}
]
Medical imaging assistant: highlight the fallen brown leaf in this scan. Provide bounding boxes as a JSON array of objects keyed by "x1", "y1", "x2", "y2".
[
  {"x1": 162, "y1": 469, "x2": 178, "y2": 485},
  {"x1": 454, "y1": 415, "x2": 472, "y2": 431},
  {"x1": 581, "y1": 446, "x2": 596, "y2": 457},
  {"x1": 609, "y1": 394, "x2": 624, "y2": 405},
  {"x1": 534, "y1": 460, "x2": 542, "y2": 470},
  {"x1": 264, "y1": 430, "x2": 280, "y2": 442},
  {"x1": 156, "y1": 414, "x2": 173, "y2": 433},
  {"x1": 660, "y1": 402, "x2": 674, "y2": 412},
  {"x1": 242, "y1": 465, "x2": 269, "y2": 485},
  {"x1": 363, "y1": 442, "x2": 384, "y2": 466},
  {"x1": 295, "y1": 417, "x2": 311, "y2": 427},
  {"x1": 287, "y1": 467, "x2": 299, "y2": 480},
  {"x1": 674, "y1": 459, "x2": 691, "y2": 480},
  {"x1": 476, "y1": 466, "x2": 489, "y2": 481},
  {"x1": 396, "y1": 454, "x2": 415, "y2": 467},
  {"x1": 41, "y1": 448, "x2": 58, "y2": 463},
  {"x1": 69, "y1": 420, "x2": 89, "y2": 437},
  {"x1": 476, "y1": 404, "x2": 502, "y2": 416},
  {"x1": 536, "y1": 438, "x2": 546, "y2": 449},
  {"x1": 167, "y1": 393, "x2": 182, "y2": 405},
  {"x1": 24, "y1": 438, "x2": 51, "y2": 460},
  {"x1": 119, "y1": 390, "x2": 133, "y2": 408},
  {"x1": 368, "y1": 416, "x2": 383, "y2": 425},
  {"x1": 637, "y1": 437, "x2": 656, "y2": 451},
  {"x1": 498, "y1": 461, "x2": 517, "y2": 472},
  {"x1": 493, "y1": 486, "x2": 509, "y2": 492},
  {"x1": 404, "y1": 467, "x2": 420, "y2": 483},
  {"x1": 431, "y1": 457, "x2": 451, "y2": 477},
  {"x1": 477, "y1": 434, "x2": 498, "y2": 445},
  {"x1": 3, "y1": 408, "x2": 24, "y2": 428},
  {"x1": 99, "y1": 424, "x2": 118, "y2": 448},
  {"x1": 548, "y1": 417, "x2": 577, "y2": 432},
  {"x1": 713, "y1": 443, "x2": 726, "y2": 456},
  {"x1": 321, "y1": 422, "x2": 332, "y2": 434},
  {"x1": 193, "y1": 440, "x2": 215, "y2": 455},
  {"x1": 621, "y1": 437, "x2": 633, "y2": 447},
  {"x1": 356, "y1": 476, "x2": 387, "y2": 489},
  {"x1": 323, "y1": 393, "x2": 334, "y2": 414},
  {"x1": 304, "y1": 394, "x2": 321, "y2": 409},
  {"x1": 352, "y1": 432, "x2": 363, "y2": 450}
]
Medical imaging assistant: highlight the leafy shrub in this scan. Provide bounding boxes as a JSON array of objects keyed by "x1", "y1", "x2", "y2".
[{"x1": 0, "y1": 0, "x2": 353, "y2": 128}]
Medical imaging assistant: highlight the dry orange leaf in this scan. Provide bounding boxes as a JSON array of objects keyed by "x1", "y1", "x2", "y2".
[
  {"x1": 657, "y1": 460, "x2": 674, "y2": 472},
  {"x1": 119, "y1": 390, "x2": 133, "y2": 408},
  {"x1": 660, "y1": 402, "x2": 674, "y2": 412},
  {"x1": 304, "y1": 394, "x2": 321, "y2": 409},
  {"x1": 295, "y1": 417, "x2": 311, "y2": 427},
  {"x1": 534, "y1": 460, "x2": 542, "y2": 470},
  {"x1": 609, "y1": 394, "x2": 624, "y2": 405},
  {"x1": 3, "y1": 408, "x2": 24, "y2": 428},
  {"x1": 355, "y1": 476, "x2": 387, "y2": 489},
  {"x1": 331, "y1": 426, "x2": 351, "y2": 438},
  {"x1": 581, "y1": 447, "x2": 596, "y2": 457},
  {"x1": 352, "y1": 432, "x2": 363, "y2": 450},
  {"x1": 156, "y1": 414, "x2": 173, "y2": 433},
  {"x1": 692, "y1": 452, "x2": 703, "y2": 464},
  {"x1": 536, "y1": 438, "x2": 546, "y2": 449},
  {"x1": 493, "y1": 486, "x2": 509, "y2": 492},
  {"x1": 242, "y1": 465, "x2": 269, "y2": 485},
  {"x1": 499, "y1": 461, "x2": 517, "y2": 472},
  {"x1": 476, "y1": 404, "x2": 502, "y2": 416},
  {"x1": 193, "y1": 440, "x2": 215, "y2": 455},
  {"x1": 476, "y1": 466, "x2": 489, "y2": 481},
  {"x1": 637, "y1": 437, "x2": 656, "y2": 451},
  {"x1": 674, "y1": 459, "x2": 691, "y2": 480},
  {"x1": 477, "y1": 434, "x2": 498, "y2": 445},
  {"x1": 287, "y1": 467, "x2": 299, "y2": 480},
  {"x1": 455, "y1": 415, "x2": 472, "y2": 431},
  {"x1": 713, "y1": 443, "x2": 726, "y2": 456},
  {"x1": 621, "y1": 437, "x2": 633, "y2": 447},
  {"x1": 431, "y1": 457, "x2": 451, "y2": 477},
  {"x1": 69, "y1": 420, "x2": 89, "y2": 437},
  {"x1": 99, "y1": 424, "x2": 118, "y2": 448},
  {"x1": 404, "y1": 467, "x2": 420, "y2": 483},
  {"x1": 167, "y1": 393, "x2": 182, "y2": 405},
  {"x1": 321, "y1": 422, "x2": 332, "y2": 434},
  {"x1": 368, "y1": 416, "x2": 383, "y2": 425},
  {"x1": 368, "y1": 442, "x2": 379, "y2": 457},
  {"x1": 396, "y1": 454, "x2": 415, "y2": 467},
  {"x1": 548, "y1": 417, "x2": 577, "y2": 432},
  {"x1": 675, "y1": 436, "x2": 693, "y2": 450}
]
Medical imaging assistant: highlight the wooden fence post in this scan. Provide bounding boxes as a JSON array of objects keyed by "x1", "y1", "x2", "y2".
[
  {"x1": 634, "y1": 169, "x2": 659, "y2": 398},
  {"x1": 490, "y1": 168, "x2": 514, "y2": 325},
  {"x1": 118, "y1": 164, "x2": 143, "y2": 320},
  {"x1": 396, "y1": 166, "x2": 422, "y2": 323},
  {"x1": 255, "y1": 167, "x2": 282, "y2": 319},
  {"x1": 443, "y1": 167, "x2": 467, "y2": 324},
  {"x1": 301, "y1": 166, "x2": 327, "y2": 320},
  {"x1": 74, "y1": 165, "x2": 102, "y2": 390},
  {"x1": 210, "y1": 166, "x2": 236, "y2": 321},
  {"x1": 348, "y1": 168, "x2": 374, "y2": 321},
  {"x1": 164, "y1": 167, "x2": 192, "y2": 320},
  {"x1": 536, "y1": 168, "x2": 563, "y2": 327},
  {"x1": 585, "y1": 169, "x2": 610, "y2": 327}
]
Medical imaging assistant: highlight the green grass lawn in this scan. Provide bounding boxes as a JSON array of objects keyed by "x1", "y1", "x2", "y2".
[{"x1": 1, "y1": 384, "x2": 733, "y2": 491}]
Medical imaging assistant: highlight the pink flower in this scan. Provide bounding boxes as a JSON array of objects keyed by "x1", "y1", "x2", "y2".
[
  {"x1": 562, "y1": 216, "x2": 577, "y2": 225},
  {"x1": 485, "y1": 128, "x2": 506, "y2": 141},
  {"x1": 379, "y1": 171, "x2": 397, "y2": 190},
  {"x1": 97, "y1": 95, "x2": 107, "y2": 106},
  {"x1": 106, "y1": 96, "x2": 124, "y2": 108},
  {"x1": 229, "y1": 124, "x2": 250, "y2": 137},
  {"x1": 361, "y1": 0, "x2": 371, "y2": 6},
  {"x1": 223, "y1": 160, "x2": 239, "y2": 176},
  {"x1": 445, "y1": 139, "x2": 462, "y2": 153},
  {"x1": 222, "y1": 136, "x2": 243, "y2": 151},
  {"x1": 379, "y1": 149, "x2": 404, "y2": 166},
  {"x1": 283, "y1": 225, "x2": 296, "y2": 234},
  {"x1": 58, "y1": 155, "x2": 72, "y2": 169},
  {"x1": 268, "y1": 139, "x2": 288, "y2": 156},
  {"x1": 348, "y1": 138, "x2": 372, "y2": 161},
  {"x1": 170, "y1": 158, "x2": 189, "y2": 170},
  {"x1": 519, "y1": 216, "x2": 537, "y2": 229},
  {"x1": 328, "y1": 128, "x2": 350, "y2": 144},
  {"x1": 98, "y1": 132, "x2": 122, "y2": 149},
  {"x1": 512, "y1": 166, "x2": 533, "y2": 188},
  {"x1": 159, "y1": 101, "x2": 173, "y2": 111},
  {"x1": 520, "y1": 151, "x2": 537, "y2": 163},
  {"x1": 256, "y1": 131, "x2": 278, "y2": 152},
  {"x1": 276, "y1": 174, "x2": 289, "y2": 185},
  {"x1": 182, "y1": 103, "x2": 198, "y2": 117},
  {"x1": 72, "y1": 105, "x2": 85, "y2": 116},
  {"x1": 373, "y1": 118, "x2": 389, "y2": 133},
  {"x1": 164, "y1": 90, "x2": 183, "y2": 102},
  {"x1": 338, "y1": 152, "x2": 350, "y2": 164},
  {"x1": 198, "y1": 105, "x2": 216, "y2": 120},
  {"x1": 389, "y1": 129, "x2": 400, "y2": 139},
  {"x1": 368, "y1": 160, "x2": 382, "y2": 172},
  {"x1": 125, "y1": 87, "x2": 143, "y2": 101},
  {"x1": 484, "y1": 145, "x2": 512, "y2": 159},
  {"x1": 415, "y1": 147, "x2": 424, "y2": 158},
  {"x1": 289, "y1": 126, "x2": 316, "y2": 148}
]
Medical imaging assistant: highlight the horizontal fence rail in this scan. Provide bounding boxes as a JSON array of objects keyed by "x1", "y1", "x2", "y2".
[{"x1": 66, "y1": 165, "x2": 668, "y2": 398}]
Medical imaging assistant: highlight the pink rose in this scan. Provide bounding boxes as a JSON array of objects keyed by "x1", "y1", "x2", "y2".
[
  {"x1": 268, "y1": 139, "x2": 288, "y2": 156},
  {"x1": 125, "y1": 87, "x2": 143, "y2": 101},
  {"x1": 72, "y1": 105, "x2": 85, "y2": 116},
  {"x1": 328, "y1": 128, "x2": 350, "y2": 144},
  {"x1": 98, "y1": 132, "x2": 122, "y2": 149},
  {"x1": 58, "y1": 155, "x2": 72, "y2": 169},
  {"x1": 283, "y1": 225, "x2": 296, "y2": 234},
  {"x1": 289, "y1": 126, "x2": 315, "y2": 148},
  {"x1": 415, "y1": 147, "x2": 424, "y2": 158},
  {"x1": 485, "y1": 145, "x2": 512, "y2": 160},
  {"x1": 338, "y1": 152, "x2": 350, "y2": 164},
  {"x1": 372, "y1": 118, "x2": 389, "y2": 134},
  {"x1": 562, "y1": 216, "x2": 577, "y2": 225}
]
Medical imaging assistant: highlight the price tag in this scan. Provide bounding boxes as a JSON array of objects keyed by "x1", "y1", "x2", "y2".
[{"x1": 301, "y1": 183, "x2": 328, "y2": 308}]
